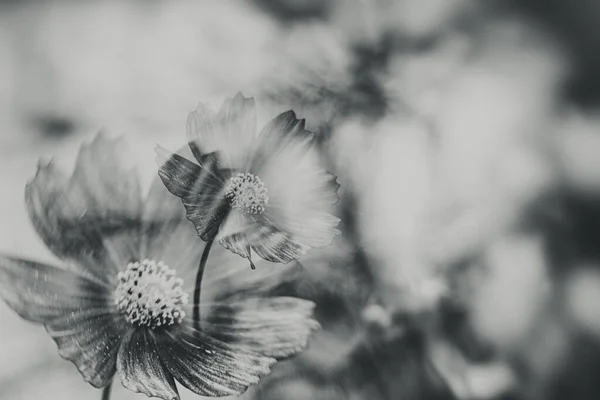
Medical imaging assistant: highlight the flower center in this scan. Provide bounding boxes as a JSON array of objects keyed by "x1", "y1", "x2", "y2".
[
  {"x1": 115, "y1": 259, "x2": 188, "y2": 328},
  {"x1": 224, "y1": 172, "x2": 269, "y2": 214}
]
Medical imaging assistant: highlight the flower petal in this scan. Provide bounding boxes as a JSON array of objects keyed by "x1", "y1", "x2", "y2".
[
  {"x1": 100, "y1": 231, "x2": 142, "y2": 279},
  {"x1": 49, "y1": 309, "x2": 129, "y2": 388},
  {"x1": 192, "y1": 246, "x2": 319, "y2": 358},
  {"x1": 202, "y1": 297, "x2": 320, "y2": 359},
  {"x1": 186, "y1": 92, "x2": 257, "y2": 169},
  {"x1": 0, "y1": 255, "x2": 110, "y2": 321},
  {"x1": 250, "y1": 111, "x2": 340, "y2": 261},
  {"x1": 217, "y1": 212, "x2": 309, "y2": 264},
  {"x1": 25, "y1": 134, "x2": 143, "y2": 275},
  {"x1": 141, "y1": 174, "x2": 204, "y2": 277},
  {"x1": 0, "y1": 255, "x2": 127, "y2": 388},
  {"x1": 250, "y1": 110, "x2": 315, "y2": 172},
  {"x1": 217, "y1": 211, "x2": 254, "y2": 264},
  {"x1": 117, "y1": 329, "x2": 179, "y2": 400},
  {"x1": 156, "y1": 145, "x2": 230, "y2": 242},
  {"x1": 157, "y1": 323, "x2": 275, "y2": 397},
  {"x1": 248, "y1": 222, "x2": 310, "y2": 264}
]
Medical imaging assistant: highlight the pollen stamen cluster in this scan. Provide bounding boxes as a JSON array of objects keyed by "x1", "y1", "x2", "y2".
[
  {"x1": 115, "y1": 259, "x2": 188, "y2": 328},
  {"x1": 224, "y1": 172, "x2": 269, "y2": 214}
]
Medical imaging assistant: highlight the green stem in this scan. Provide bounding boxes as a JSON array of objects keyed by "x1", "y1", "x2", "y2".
[
  {"x1": 101, "y1": 383, "x2": 112, "y2": 400},
  {"x1": 193, "y1": 238, "x2": 214, "y2": 332}
]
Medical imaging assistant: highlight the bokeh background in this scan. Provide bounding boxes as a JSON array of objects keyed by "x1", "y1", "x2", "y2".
[{"x1": 2, "y1": 0, "x2": 600, "y2": 399}]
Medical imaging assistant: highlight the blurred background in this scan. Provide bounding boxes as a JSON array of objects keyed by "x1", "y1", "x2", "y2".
[{"x1": 2, "y1": 0, "x2": 600, "y2": 399}]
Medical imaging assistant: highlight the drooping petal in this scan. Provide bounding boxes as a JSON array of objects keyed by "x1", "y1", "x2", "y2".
[
  {"x1": 25, "y1": 134, "x2": 143, "y2": 278},
  {"x1": 246, "y1": 221, "x2": 310, "y2": 264},
  {"x1": 217, "y1": 211, "x2": 254, "y2": 264},
  {"x1": 0, "y1": 256, "x2": 128, "y2": 388},
  {"x1": 157, "y1": 323, "x2": 275, "y2": 397},
  {"x1": 217, "y1": 209, "x2": 313, "y2": 265},
  {"x1": 117, "y1": 329, "x2": 179, "y2": 400},
  {"x1": 202, "y1": 297, "x2": 320, "y2": 359},
  {"x1": 156, "y1": 146, "x2": 230, "y2": 242},
  {"x1": 248, "y1": 110, "x2": 340, "y2": 261},
  {"x1": 218, "y1": 222, "x2": 308, "y2": 264},
  {"x1": 186, "y1": 92, "x2": 257, "y2": 170}
]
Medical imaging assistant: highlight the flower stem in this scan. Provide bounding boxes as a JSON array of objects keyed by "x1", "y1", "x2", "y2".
[
  {"x1": 193, "y1": 238, "x2": 214, "y2": 331},
  {"x1": 101, "y1": 383, "x2": 112, "y2": 400}
]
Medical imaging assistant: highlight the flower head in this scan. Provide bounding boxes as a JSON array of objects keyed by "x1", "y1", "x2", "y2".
[
  {"x1": 0, "y1": 135, "x2": 319, "y2": 400},
  {"x1": 157, "y1": 93, "x2": 340, "y2": 267}
]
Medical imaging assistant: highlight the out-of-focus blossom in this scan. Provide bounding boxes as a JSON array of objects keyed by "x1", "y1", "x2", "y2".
[
  {"x1": 0, "y1": 134, "x2": 319, "y2": 399},
  {"x1": 565, "y1": 267, "x2": 600, "y2": 337},
  {"x1": 429, "y1": 339, "x2": 516, "y2": 400},
  {"x1": 469, "y1": 234, "x2": 552, "y2": 351},
  {"x1": 555, "y1": 109, "x2": 600, "y2": 195},
  {"x1": 330, "y1": 19, "x2": 564, "y2": 312},
  {"x1": 331, "y1": 116, "x2": 438, "y2": 309},
  {"x1": 157, "y1": 93, "x2": 340, "y2": 268},
  {"x1": 420, "y1": 19, "x2": 564, "y2": 268}
]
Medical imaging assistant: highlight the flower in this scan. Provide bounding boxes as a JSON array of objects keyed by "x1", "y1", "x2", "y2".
[
  {"x1": 0, "y1": 135, "x2": 320, "y2": 400},
  {"x1": 157, "y1": 93, "x2": 340, "y2": 268}
]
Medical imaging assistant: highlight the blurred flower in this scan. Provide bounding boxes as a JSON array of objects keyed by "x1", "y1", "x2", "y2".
[
  {"x1": 429, "y1": 339, "x2": 516, "y2": 400},
  {"x1": 157, "y1": 93, "x2": 340, "y2": 268},
  {"x1": 467, "y1": 233, "x2": 552, "y2": 353},
  {"x1": 0, "y1": 134, "x2": 319, "y2": 400}
]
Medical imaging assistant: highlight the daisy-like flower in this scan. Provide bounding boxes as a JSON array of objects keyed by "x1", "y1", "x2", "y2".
[
  {"x1": 157, "y1": 93, "x2": 340, "y2": 268},
  {"x1": 0, "y1": 135, "x2": 319, "y2": 400}
]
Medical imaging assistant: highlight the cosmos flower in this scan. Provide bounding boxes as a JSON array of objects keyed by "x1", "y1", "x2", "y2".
[
  {"x1": 0, "y1": 135, "x2": 319, "y2": 400},
  {"x1": 157, "y1": 93, "x2": 340, "y2": 268}
]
